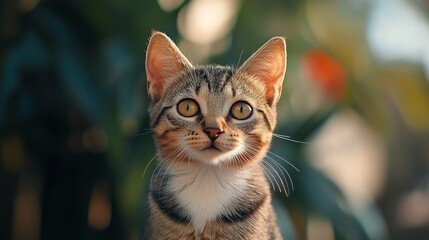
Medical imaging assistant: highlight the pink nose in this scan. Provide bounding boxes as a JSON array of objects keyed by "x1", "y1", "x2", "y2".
[{"x1": 204, "y1": 127, "x2": 223, "y2": 140}]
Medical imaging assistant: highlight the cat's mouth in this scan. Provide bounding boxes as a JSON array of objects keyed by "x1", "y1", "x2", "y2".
[
  {"x1": 196, "y1": 144, "x2": 229, "y2": 165},
  {"x1": 185, "y1": 136, "x2": 242, "y2": 164},
  {"x1": 203, "y1": 145, "x2": 222, "y2": 152}
]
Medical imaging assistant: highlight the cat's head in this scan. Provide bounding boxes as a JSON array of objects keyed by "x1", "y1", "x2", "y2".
[{"x1": 146, "y1": 31, "x2": 286, "y2": 168}]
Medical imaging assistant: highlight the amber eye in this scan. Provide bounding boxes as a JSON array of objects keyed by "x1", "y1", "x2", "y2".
[
  {"x1": 230, "y1": 101, "x2": 253, "y2": 120},
  {"x1": 177, "y1": 99, "x2": 199, "y2": 117}
]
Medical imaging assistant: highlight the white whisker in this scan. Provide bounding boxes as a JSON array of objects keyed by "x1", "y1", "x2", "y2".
[
  {"x1": 266, "y1": 155, "x2": 294, "y2": 192},
  {"x1": 159, "y1": 146, "x2": 190, "y2": 194},
  {"x1": 265, "y1": 161, "x2": 286, "y2": 194},
  {"x1": 239, "y1": 139, "x2": 296, "y2": 195},
  {"x1": 133, "y1": 128, "x2": 154, "y2": 137},
  {"x1": 261, "y1": 164, "x2": 278, "y2": 192},
  {"x1": 265, "y1": 156, "x2": 292, "y2": 195},
  {"x1": 268, "y1": 151, "x2": 300, "y2": 172},
  {"x1": 151, "y1": 146, "x2": 182, "y2": 186},
  {"x1": 143, "y1": 151, "x2": 161, "y2": 180},
  {"x1": 273, "y1": 133, "x2": 309, "y2": 144}
]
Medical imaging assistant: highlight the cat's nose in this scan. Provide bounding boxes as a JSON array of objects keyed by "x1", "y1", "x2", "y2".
[{"x1": 204, "y1": 127, "x2": 223, "y2": 140}]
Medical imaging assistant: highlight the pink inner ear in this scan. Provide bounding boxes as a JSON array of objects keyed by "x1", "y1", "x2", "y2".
[
  {"x1": 146, "y1": 50, "x2": 165, "y2": 102},
  {"x1": 239, "y1": 37, "x2": 287, "y2": 105},
  {"x1": 147, "y1": 54, "x2": 173, "y2": 100},
  {"x1": 145, "y1": 32, "x2": 193, "y2": 103}
]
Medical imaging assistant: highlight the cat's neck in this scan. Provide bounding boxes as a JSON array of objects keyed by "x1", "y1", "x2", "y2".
[{"x1": 165, "y1": 162, "x2": 257, "y2": 232}]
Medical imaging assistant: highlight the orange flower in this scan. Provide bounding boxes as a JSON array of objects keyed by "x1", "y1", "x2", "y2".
[{"x1": 303, "y1": 50, "x2": 347, "y2": 100}]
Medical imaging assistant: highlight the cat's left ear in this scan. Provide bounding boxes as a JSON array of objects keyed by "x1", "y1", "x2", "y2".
[
  {"x1": 146, "y1": 31, "x2": 193, "y2": 103},
  {"x1": 238, "y1": 37, "x2": 287, "y2": 106}
]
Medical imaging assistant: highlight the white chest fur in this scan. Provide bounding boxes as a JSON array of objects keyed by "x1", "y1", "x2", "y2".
[{"x1": 168, "y1": 164, "x2": 249, "y2": 232}]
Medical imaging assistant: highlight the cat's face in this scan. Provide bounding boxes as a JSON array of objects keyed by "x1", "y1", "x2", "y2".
[
  {"x1": 150, "y1": 66, "x2": 275, "y2": 167},
  {"x1": 146, "y1": 32, "x2": 286, "y2": 168}
]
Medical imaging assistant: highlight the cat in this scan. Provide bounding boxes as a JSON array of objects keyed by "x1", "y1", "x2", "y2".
[{"x1": 145, "y1": 30, "x2": 286, "y2": 240}]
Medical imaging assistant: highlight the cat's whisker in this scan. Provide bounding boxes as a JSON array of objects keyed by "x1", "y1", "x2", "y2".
[
  {"x1": 151, "y1": 160, "x2": 166, "y2": 187},
  {"x1": 261, "y1": 164, "x2": 278, "y2": 192},
  {"x1": 241, "y1": 141, "x2": 294, "y2": 195},
  {"x1": 265, "y1": 161, "x2": 285, "y2": 194},
  {"x1": 268, "y1": 151, "x2": 300, "y2": 172},
  {"x1": 230, "y1": 155, "x2": 240, "y2": 170},
  {"x1": 150, "y1": 162, "x2": 162, "y2": 188},
  {"x1": 157, "y1": 146, "x2": 191, "y2": 195},
  {"x1": 151, "y1": 146, "x2": 182, "y2": 186},
  {"x1": 266, "y1": 155, "x2": 293, "y2": 192},
  {"x1": 235, "y1": 143, "x2": 281, "y2": 193},
  {"x1": 186, "y1": 147, "x2": 198, "y2": 165},
  {"x1": 145, "y1": 145, "x2": 179, "y2": 186},
  {"x1": 232, "y1": 49, "x2": 245, "y2": 70},
  {"x1": 143, "y1": 151, "x2": 161, "y2": 180},
  {"x1": 235, "y1": 142, "x2": 256, "y2": 166},
  {"x1": 265, "y1": 156, "x2": 286, "y2": 190},
  {"x1": 230, "y1": 153, "x2": 241, "y2": 170},
  {"x1": 159, "y1": 146, "x2": 190, "y2": 194},
  {"x1": 132, "y1": 128, "x2": 154, "y2": 137},
  {"x1": 150, "y1": 159, "x2": 165, "y2": 186},
  {"x1": 265, "y1": 156, "x2": 291, "y2": 195},
  {"x1": 265, "y1": 162, "x2": 283, "y2": 192},
  {"x1": 272, "y1": 133, "x2": 309, "y2": 144}
]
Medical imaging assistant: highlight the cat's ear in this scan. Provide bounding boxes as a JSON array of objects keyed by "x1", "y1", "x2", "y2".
[
  {"x1": 238, "y1": 37, "x2": 287, "y2": 106},
  {"x1": 145, "y1": 31, "x2": 193, "y2": 103}
]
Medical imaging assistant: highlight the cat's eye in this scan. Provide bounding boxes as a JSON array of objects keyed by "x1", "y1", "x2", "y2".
[
  {"x1": 230, "y1": 101, "x2": 253, "y2": 120},
  {"x1": 177, "y1": 99, "x2": 199, "y2": 117}
]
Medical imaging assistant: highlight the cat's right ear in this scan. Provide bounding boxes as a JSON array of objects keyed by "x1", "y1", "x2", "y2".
[
  {"x1": 145, "y1": 31, "x2": 193, "y2": 103},
  {"x1": 238, "y1": 37, "x2": 286, "y2": 107}
]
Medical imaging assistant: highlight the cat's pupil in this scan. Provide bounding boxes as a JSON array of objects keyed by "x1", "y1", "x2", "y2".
[
  {"x1": 186, "y1": 103, "x2": 190, "y2": 111},
  {"x1": 240, "y1": 105, "x2": 244, "y2": 113}
]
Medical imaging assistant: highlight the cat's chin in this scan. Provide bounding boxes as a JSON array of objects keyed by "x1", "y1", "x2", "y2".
[{"x1": 190, "y1": 148, "x2": 239, "y2": 166}]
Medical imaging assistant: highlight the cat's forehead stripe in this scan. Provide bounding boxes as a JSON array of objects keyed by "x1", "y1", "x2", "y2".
[
  {"x1": 193, "y1": 66, "x2": 234, "y2": 93},
  {"x1": 195, "y1": 68, "x2": 211, "y2": 91}
]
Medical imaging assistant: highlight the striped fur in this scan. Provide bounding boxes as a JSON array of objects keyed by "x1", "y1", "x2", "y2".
[{"x1": 145, "y1": 31, "x2": 286, "y2": 240}]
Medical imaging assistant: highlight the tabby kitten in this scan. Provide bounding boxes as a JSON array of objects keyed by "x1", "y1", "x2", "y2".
[{"x1": 145, "y1": 31, "x2": 286, "y2": 240}]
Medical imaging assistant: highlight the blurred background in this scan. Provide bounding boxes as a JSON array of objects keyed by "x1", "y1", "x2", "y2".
[{"x1": 1, "y1": 0, "x2": 429, "y2": 239}]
